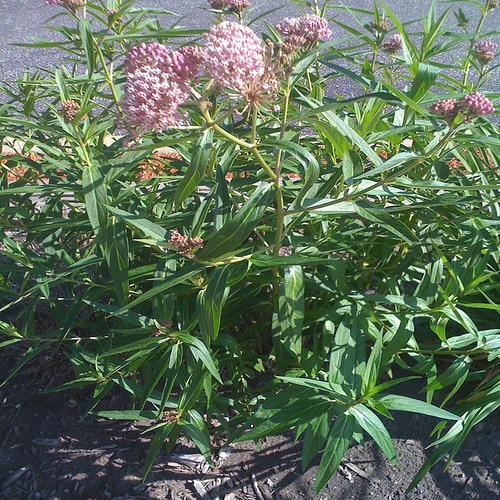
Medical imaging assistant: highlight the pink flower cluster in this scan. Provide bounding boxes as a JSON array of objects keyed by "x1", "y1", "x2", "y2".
[
  {"x1": 208, "y1": 0, "x2": 250, "y2": 12},
  {"x1": 431, "y1": 92, "x2": 495, "y2": 123},
  {"x1": 120, "y1": 42, "x2": 203, "y2": 140},
  {"x1": 204, "y1": 21, "x2": 272, "y2": 97},
  {"x1": 119, "y1": 17, "x2": 332, "y2": 138},
  {"x1": 276, "y1": 14, "x2": 332, "y2": 44},
  {"x1": 474, "y1": 40, "x2": 498, "y2": 65}
]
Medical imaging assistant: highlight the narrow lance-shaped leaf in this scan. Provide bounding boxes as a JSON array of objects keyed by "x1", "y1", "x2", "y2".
[
  {"x1": 78, "y1": 19, "x2": 95, "y2": 77},
  {"x1": 175, "y1": 129, "x2": 213, "y2": 207},
  {"x1": 376, "y1": 394, "x2": 460, "y2": 420},
  {"x1": 104, "y1": 216, "x2": 129, "y2": 306},
  {"x1": 182, "y1": 410, "x2": 213, "y2": 464},
  {"x1": 82, "y1": 162, "x2": 107, "y2": 248},
  {"x1": 272, "y1": 265, "x2": 304, "y2": 372},
  {"x1": 355, "y1": 200, "x2": 418, "y2": 244},
  {"x1": 114, "y1": 265, "x2": 204, "y2": 314},
  {"x1": 105, "y1": 205, "x2": 168, "y2": 241},
  {"x1": 302, "y1": 410, "x2": 332, "y2": 470},
  {"x1": 196, "y1": 266, "x2": 229, "y2": 343},
  {"x1": 304, "y1": 97, "x2": 382, "y2": 168},
  {"x1": 199, "y1": 182, "x2": 276, "y2": 260},
  {"x1": 408, "y1": 63, "x2": 440, "y2": 102},
  {"x1": 350, "y1": 403, "x2": 397, "y2": 464},
  {"x1": 315, "y1": 411, "x2": 355, "y2": 493},
  {"x1": 173, "y1": 332, "x2": 222, "y2": 384},
  {"x1": 424, "y1": 355, "x2": 472, "y2": 392},
  {"x1": 263, "y1": 138, "x2": 319, "y2": 208},
  {"x1": 236, "y1": 388, "x2": 332, "y2": 442}
]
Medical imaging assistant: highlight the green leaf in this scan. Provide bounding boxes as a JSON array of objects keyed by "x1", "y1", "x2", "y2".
[
  {"x1": 78, "y1": 19, "x2": 95, "y2": 76},
  {"x1": 302, "y1": 411, "x2": 332, "y2": 469},
  {"x1": 94, "y1": 410, "x2": 158, "y2": 420},
  {"x1": 82, "y1": 163, "x2": 107, "y2": 247},
  {"x1": 424, "y1": 355, "x2": 472, "y2": 392},
  {"x1": 143, "y1": 423, "x2": 178, "y2": 480},
  {"x1": 182, "y1": 410, "x2": 213, "y2": 464},
  {"x1": 350, "y1": 404, "x2": 397, "y2": 464},
  {"x1": 407, "y1": 402, "x2": 499, "y2": 493},
  {"x1": 105, "y1": 216, "x2": 129, "y2": 306},
  {"x1": 306, "y1": 100, "x2": 382, "y2": 168},
  {"x1": 408, "y1": 63, "x2": 440, "y2": 102},
  {"x1": 362, "y1": 335, "x2": 382, "y2": 394},
  {"x1": 376, "y1": 394, "x2": 460, "y2": 420},
  {"x1": 272, "y1": 265, "x2": 304, "y2": 372},
  {"x1": 196, "y1": 266, "x2": 229, "y2": 342},
  {"x1": 263, "y1": 138, "x2": 319, "y2": 208},
  {"x1": 199, "y1": 182, "x2": 276, "y2": 260},
  {"x1": 250, "y1": 254, "x2": 331, "y2": 267},
  {"x1": 114, "y1": 265, "x2": 204, "y2": 314},
  {"x1": 328, "y1": 315, "x2": 365, "y2": 389},
  {"x1": 105, "y1": 205, "x2": 168, "y2": 241},
  {"x1": 175, "y1": 129, "x2": 213, "y2": 206},
  {"x1": 236, "y1": 387, "x2": 331, "y2": 441},
  {"x1": 174, "y1": 332, "x2": 222, "y2": 383},
  {"x1": 354, "y1": 200, "x2": 418, "y2": 244},
  {"x1": 315, "y1": 412, "x2": 355, "y2": 493},
  {"x1": 276, "y1": 376, "x2": 346, "y2": 396},
  {"x1": 381, "y1": 318, "x2": 415, "y2": 365}
]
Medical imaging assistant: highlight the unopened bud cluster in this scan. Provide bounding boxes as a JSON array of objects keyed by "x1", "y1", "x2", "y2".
[
  {"x1": 430, "y1": 92, "x2": 495, "y2": 123},
  {"x1": 168, "y1": 230, "x2": 204, "y2": 257},
  {"x1": 60, "y1": 100, "x2": 83, "y2": 123},
  {"x1": 208, "y1": 0, "x2": 250, "y2": 12},
  {"x1": 473, "y1": 40, "x2": 498, "y2": 65},
  {"x1": 382, "y1": 34, "x2": 403, "y2": 54},
  {"x1": 367, "y1": 18, "x2": 390, "y2": 35},
  {"x1": 45, "y1": 0, "x2": 86, "y2": 12}
]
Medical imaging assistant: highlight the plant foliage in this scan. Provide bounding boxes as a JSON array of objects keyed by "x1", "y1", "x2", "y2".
[{"x1": 0, "y1": 0, "x2": 499, "y2": 493}]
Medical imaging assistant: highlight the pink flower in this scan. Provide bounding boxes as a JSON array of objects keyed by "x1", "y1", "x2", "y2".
[
  {"x1": 382, "y1": 34, "x2": 403, "y2": 54},
  {"x1": 119, "y1": 42, "x2": 202, "y2": 140},
  {"x1": 204, "y1": 21, "x2": 277, "y2": 102},
  {"x1": 461, "y1": 92, "x2": 495, "y2": 116},
  {"x1": 474, "y1": 40, "x2": 498, "y2": 65},
  {"x1": 276, "y1": 14, "x2": 332, "y2": 44}
]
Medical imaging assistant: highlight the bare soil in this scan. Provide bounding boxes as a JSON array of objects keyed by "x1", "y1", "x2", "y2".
[{"x1": 1, "y1": 370, "x2": 499, "y2": 500}]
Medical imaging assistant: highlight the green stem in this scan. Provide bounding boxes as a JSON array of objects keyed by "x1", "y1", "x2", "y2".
[
  {"x1": 273, "y1": 186, "x2": 285, "y2": 258},
  {"x1": 95, "y1": 42, "x2": 121, "y2": 108},
  {"x1": 400, "y1": 348, "x2": 479, "y2": 356},
  {"x1": 274, "y1": 81, "x2": 291, "y2": 176},
  {"x1": 250, "y1": 105, "x2": 258, "y2": 145},
  {"x1": 74, "y1": 129, "x2": 93, "y2": 168},
  {"x1": 200, "y1": 104, "x2": 278, "y2": 181}
]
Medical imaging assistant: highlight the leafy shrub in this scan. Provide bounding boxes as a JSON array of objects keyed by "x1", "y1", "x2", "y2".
[{"x1": 1, "y1": 0, "x2": 499, "y2": 493}]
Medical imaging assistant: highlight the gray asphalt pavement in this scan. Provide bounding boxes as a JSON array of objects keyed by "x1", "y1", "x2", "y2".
[{"x1": 0, "y1": 1, "x2": 498, "y2": 85}]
